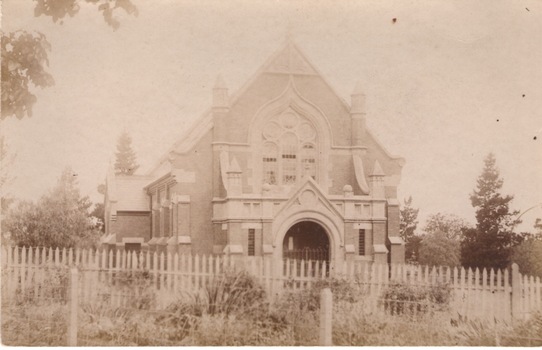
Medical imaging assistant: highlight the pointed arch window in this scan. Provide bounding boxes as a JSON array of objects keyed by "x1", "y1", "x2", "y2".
[
  {"x1": 263, "y1": 142, "x2": 278, "y2": 185},
  {"x1": 281, "y1": 133, "x2": 298, "y2": 184},
  {"x1": 261, "y1": 109, "x2": 318, "y2": 186},
  {"x1": 301, "y1": 143, "x2": 317, "y2": 180}
]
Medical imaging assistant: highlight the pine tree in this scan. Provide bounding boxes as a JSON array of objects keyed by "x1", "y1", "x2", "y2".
[
  {"x1": 114, "y1": 131, "x2": 139, "y2": 175},
  {"x1": 461, "y1": 153, "x2": 521, "y2": 269}
]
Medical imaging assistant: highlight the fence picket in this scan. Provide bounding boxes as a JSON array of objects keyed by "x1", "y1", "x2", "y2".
[
  {"x1": 167, "y1": 252, "x2": 173, "y2": 291},
  {"x1": 529, "y1": 275, "x2": 536, "y2": 316},
  {"x1": 504, "y1": 268, "x2": 510, "y2": 321},
  {"x1": 181, "y1": 253, "x2": 187, "y2": 291},
  {"x1": 187, "y1": 254, "x2": 193, "y2": 292},
  {"x1": 4, "y1": 243, "x2": 542, "y2": 324},
  {"x1": 159, "y1": 252, "x2": 165, "y2": 292},
  {"x1": 20, "y1": 247, "x2": 27, "y2": 294},
  {"x1": 536, "y1": 277, "x2": 541, "y2": 311},
  {"x1": 173, "y1": 253, "x2": 179, "y2": 293}
]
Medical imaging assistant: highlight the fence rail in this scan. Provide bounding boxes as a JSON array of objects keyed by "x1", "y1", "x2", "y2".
[{"x1": 1, "y1": 245, "x2": 541, "y2": 321}]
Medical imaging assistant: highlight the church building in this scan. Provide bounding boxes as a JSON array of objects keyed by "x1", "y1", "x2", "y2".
[{"x1": 103, "y1": 40, "x2": 406, "y2": 265}]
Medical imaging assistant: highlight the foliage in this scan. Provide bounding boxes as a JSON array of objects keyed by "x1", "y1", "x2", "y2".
[
  {"x1": 279, "y1": 276, "x2": 360, "y2": 312},
  {"x1": 1, "y1": 304, "x2": 68, "y2": 346},
  {"x1": 1, "y1": 0, "x2": 137, "y2": 120},
  {"x1": 419, "y1": 231, "x2": 461, "y2": 267},
  {"x1": 381, "y1": 282, "x2": 452, "y2": 314},
  {"x1": 512, "y1": 234, "x2": 542, "y2": 277},
  {"x1": 400, "y1": 196, "x2": 420, "y2": 263},
  {"x1": 461, "y1": 153, "x2": 523, "y2": 269},
  {"x1": 332, "y1": 303, "x2": 460, "y2": 346},
  {"x1": 90, "y1": 202, "x2": 105, "y2": 232},
  {"x1": 1, "y1": 31, "x2": 54, "y2": 120},
  {"x1": 4, "y1": 167, "x2": 100, "y2": 249},
  {"x1": 1, "y1": 136, "x2": 16, "y2": 239},
  {"x1": 34, "y1": 0, "x2": 138, "y2": 30},
  {"x1": 405, "y1": 235, "x2": 423, "y2": 264},
  {"x1": 424, "y1": 212, "x2": 470, "y2": 240},
  {"x1": 167, "y1": 270, "x2": 266, "y2": 317},
  {"x1": 456, "y1": 312, "x2": 542, "y2": 346},
  {"x1": 114, "y1": 131, "x2": 139, "y2": 175},
  {"x1": 400, "y1": 196, "x2": 419, "y2": 242}
]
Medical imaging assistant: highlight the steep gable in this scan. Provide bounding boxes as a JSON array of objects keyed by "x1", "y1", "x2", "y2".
[{"x1": 148, "y1": 39, "x2": 404, "y2": 177}]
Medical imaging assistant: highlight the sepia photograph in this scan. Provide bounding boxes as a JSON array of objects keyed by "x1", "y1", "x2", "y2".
[{"x1": 1, "y1": 0, "x2": 541, "y2": 346}]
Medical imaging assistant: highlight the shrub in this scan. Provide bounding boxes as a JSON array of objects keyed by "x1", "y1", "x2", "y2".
[
  {"x1": 167, "y1": 269, "x2": 266, "y2": 317},
  {"x1": 381, "y1": 282, "x2": 452, "y2": 315},
  {"x1": 279, "y1": 276, "x2": 360, "y2": 313},
  {"x1": 105, "y1": 270, "x2": 156, "y2": 309}
]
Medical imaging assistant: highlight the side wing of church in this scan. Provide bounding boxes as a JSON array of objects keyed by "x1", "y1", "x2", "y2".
[{"x1": 103, "y1": 40, "x2": 406, "y2": 265}]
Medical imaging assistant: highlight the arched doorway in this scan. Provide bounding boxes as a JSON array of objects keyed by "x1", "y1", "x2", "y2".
[{"x1": 282, "y1": 221, "x2": 330, "y2": 261}]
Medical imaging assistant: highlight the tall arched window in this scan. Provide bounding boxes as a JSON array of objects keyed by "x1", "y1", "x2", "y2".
[
  {"x1": 301, "y1": 143, "x2": 317, "y2": 180},
  {"x1": 261, "y1": 109, "x2": 318, "y2": 186},
  {"x1": 263, "y1": 142, "x2": 278, "y2": 185},
  {"x1": 281, "y1": 133, "x2": 298, "y2": 184}
]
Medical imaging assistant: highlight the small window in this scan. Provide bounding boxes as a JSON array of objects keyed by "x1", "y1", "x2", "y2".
[
  {"x1": 358, "y1": 229, "x2": 366, "y2": 256},
  {"x1": 248, "y1": 229, "x2": 255, "y2": 256}
]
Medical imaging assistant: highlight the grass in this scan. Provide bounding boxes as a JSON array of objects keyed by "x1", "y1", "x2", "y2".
[{"x1": 3, "y1": 268, "x2": 542, "y2": 346}]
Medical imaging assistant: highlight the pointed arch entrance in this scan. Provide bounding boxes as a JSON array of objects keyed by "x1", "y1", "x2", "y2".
[{"x1": 282, "y1": 221, "x2": 330, "y2": 262}]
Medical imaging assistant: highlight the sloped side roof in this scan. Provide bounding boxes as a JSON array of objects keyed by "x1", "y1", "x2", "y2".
[
  {"x1": 115, "y1": 176, "x2": 151, "y2": 211},
  {"x1": 147, "y1": 38, "x2": 404, "y2": 176}
]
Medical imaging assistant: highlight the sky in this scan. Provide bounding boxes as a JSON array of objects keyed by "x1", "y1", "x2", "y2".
[{"x1": 1, "y1": 0, "x2": 541, "y2": 233}]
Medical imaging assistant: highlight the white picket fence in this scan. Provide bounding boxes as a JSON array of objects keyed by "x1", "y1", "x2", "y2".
[{"x1": 1, "y1": 245, "x2": 541, "y2": 321}]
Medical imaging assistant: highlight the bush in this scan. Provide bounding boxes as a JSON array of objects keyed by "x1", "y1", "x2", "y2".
[
  {"x1": 105, "y1": 270, "x2": 155, "y2": 309},
  {"x1": 381, "y1": 282, "x2": 452, "y2": 315},
  {"x1": 279, "y1": 277, "x2": 360, "y2": 312},
  {"x1": 167, "y1": 269, "x2": 266, "y2": 317}
]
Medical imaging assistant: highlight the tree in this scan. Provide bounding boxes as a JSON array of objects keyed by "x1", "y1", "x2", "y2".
[
  {"x1": 423, "y1": 213, "x2": 470, "y2": 241},
  {"x1": 4, "y1": 167, "x2": 100, "y2": 248},
  {"x1": 1, "y1": 136, "x2": 17, "y2": 240},
  {"x1": 114, "y1": 131, "x2": 139, "y2": 175},
  {"x1": 400, "y1": 196, "x2": 420, "y2": 263},
  {"x1": 1, "y1": 0, "x2": 137, "y2": 120},
  {"x1": 1, "y1": 31, "x2": 55, "y2": 120},
  {"x1": 461, "y1": 153, "x2": 522, "y2": 269},
  {"x1": 34, "y1": 0, "x2": 138, "y2": 30},
  {"x1": 90, "y1": 203, "x2": 105, "y2": 233},
  {"x1": 419, "y1": 231, "x2": 461, "y2": 267},
  {"x1": 512, "y1": 235, "x2": 542, "y2": 278},
  {"x1": 90, "y1": 183, "x2": 106, "y2": 233},
  {"x1": 418, "y1": 213, "x2": 469, "y2": 267},
  {"x1": 511, "y1": 219, "x2": 542, "y2": 277}
]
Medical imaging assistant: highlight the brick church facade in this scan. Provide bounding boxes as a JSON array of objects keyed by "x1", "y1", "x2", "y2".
[{"x1": 103, "y1": 40, "x2": 406, "y2": 265}]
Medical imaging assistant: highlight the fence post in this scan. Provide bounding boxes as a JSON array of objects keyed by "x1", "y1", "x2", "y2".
[
  {"x1": 511, "y1": 263, "x2": 521, "y2": 321},
  {"x1": 68, "y1": 267, "x2": 79, "y2": 346},
  {"x1": 319, "y1": 288, "x2": 332, "y2": 346}
]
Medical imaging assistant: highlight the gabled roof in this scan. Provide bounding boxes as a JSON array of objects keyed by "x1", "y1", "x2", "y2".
[
  {"x1": 275, "y1": 175, "x2": 344, "y2": 220},
  {"x1": 113, "y1": 175, "x2": 151, "y2": 211},
  {"x1": 147, "y1": 38, "x2": 404, "y2": 176}
]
